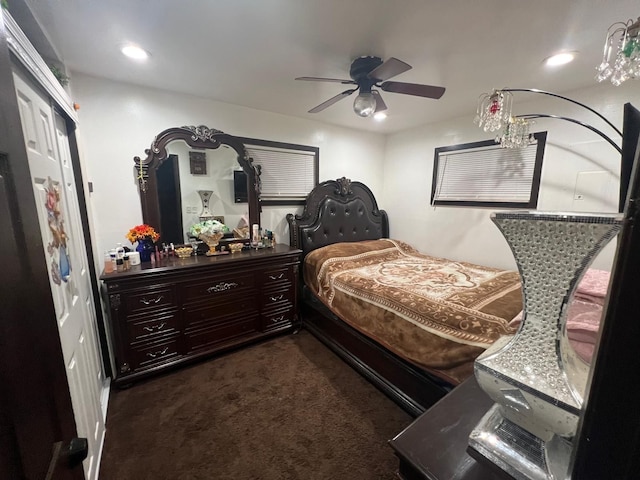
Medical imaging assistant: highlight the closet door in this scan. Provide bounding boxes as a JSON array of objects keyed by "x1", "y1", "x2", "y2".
[{"x1": 13, "y1": 70, "x2": 105, "y2": 480}]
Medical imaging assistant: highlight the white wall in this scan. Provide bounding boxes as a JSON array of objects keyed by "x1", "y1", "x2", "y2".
[
  {"x1": 70, "y1": 73, "x2": 385, "y2": 263},
  {"x1": 73, "y1": 72, "x2": 638, "y2": 276},
  {"x1": 382, "y1": 82, "x2": 640, "y2": 271}
]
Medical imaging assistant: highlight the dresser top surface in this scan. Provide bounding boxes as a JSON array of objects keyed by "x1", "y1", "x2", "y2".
[
  {"x1": 100, "y1": 243, "x2": 301, "y2": 282},
  {"x1": 390, "y1": 377, "x2": 505, "y2": 480}
]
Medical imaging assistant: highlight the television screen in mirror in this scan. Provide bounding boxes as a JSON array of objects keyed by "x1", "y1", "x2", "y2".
[{"x1": 234, "y1": 170, "x2": 248, "y2": 203}]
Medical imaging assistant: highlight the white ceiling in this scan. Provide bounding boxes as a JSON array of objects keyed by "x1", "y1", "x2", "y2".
[{"x1": 19, "y1": 0, "x2": 639, "y2": 134}]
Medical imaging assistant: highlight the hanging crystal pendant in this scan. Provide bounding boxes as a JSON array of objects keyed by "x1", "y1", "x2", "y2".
[
  {"x1": 499, "y1": 118, "x2": 535, "y2": 148},
  {"x1": 475, "y1": 90, "x2": 513, "y2": 133},
  {"x1": 596, "y1": 18, "x2": 640, "y2": 86}
]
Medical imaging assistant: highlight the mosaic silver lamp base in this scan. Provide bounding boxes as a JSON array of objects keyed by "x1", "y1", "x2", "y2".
[{"x1": 470, "y1": 212, "x2": 622, "y2": 480}]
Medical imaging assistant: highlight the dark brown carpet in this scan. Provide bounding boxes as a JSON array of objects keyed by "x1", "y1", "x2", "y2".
[{"x1": 99, "y1": 330, "x2": 412, "y2": 479}]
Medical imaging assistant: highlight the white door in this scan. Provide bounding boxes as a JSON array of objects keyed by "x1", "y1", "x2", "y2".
[{"x1": 13, "y1": 70, "x2": 106, "y2": 480}]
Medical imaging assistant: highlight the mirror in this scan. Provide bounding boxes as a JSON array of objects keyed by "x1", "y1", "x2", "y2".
[{"x1": 134, "y1": 125, "x2": 261, "y2": 245}]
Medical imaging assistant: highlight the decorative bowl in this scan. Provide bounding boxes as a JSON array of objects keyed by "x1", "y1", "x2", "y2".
[
  {"x1": 229, "y1": 243, "x2": 244, "y2": 253},
  {"x1": 175, "y1": 246, "x2": 193, "y2": 258},
  {"x1": 199, "y1": 232, "x2": 224, "y2": 256}
]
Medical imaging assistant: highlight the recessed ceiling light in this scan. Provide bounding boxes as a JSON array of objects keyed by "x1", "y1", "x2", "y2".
[
  {"x1": 545, "y1": 52, "x2": 576, "y2": 67},
  {"x1": 121, "y1": 44, "x2": 150, "y2": 60},
  {"x1": 374, "y1": 112, "x2": 387, "y2": 121}
]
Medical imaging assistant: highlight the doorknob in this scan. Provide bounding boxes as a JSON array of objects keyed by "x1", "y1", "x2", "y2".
[
  {"x1": 45, "y1": 438, "x2": 88, "y2": 479},
  {"x1": 66, "y1": 437, "x2": 88, "y2": 467}
]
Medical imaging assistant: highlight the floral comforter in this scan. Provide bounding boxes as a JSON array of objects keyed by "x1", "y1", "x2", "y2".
[{"x1": 304, "y1": 239, "x2": 522, "y2": 384}]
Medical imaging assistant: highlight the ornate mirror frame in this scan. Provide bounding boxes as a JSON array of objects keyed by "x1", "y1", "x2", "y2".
[{"x1": 134, "y1": 125, "x2": 261, "y2": 238}]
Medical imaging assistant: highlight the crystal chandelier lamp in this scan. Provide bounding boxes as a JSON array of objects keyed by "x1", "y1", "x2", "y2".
[
  {"x1": 469, "y1": 86, "x2": 632, "y2": 479},
  {"x1": 595, "y1": 17, "x2": 640, "y2": 86},
  {"x1": 474, "y1": 88, "x2": 623, "y2": 154},
  {"x1": 474, "y1": 90, "x2": 534, "y2": 148}
]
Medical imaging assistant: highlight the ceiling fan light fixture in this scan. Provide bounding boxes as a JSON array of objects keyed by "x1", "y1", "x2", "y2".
[
  {"x1": 296, "y1": 56, "x2": 445, "y2": 116},
  {"x1": 353, "y1": 92, "x2": 377, "y2": 117}
]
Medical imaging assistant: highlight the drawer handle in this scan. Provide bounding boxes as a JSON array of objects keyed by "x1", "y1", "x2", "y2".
[
  {"x1": 143, "y1": 322, "x2": 166, "y2": 332},
  {"x1": 140, "y1": 295, "x2": 164, "y2": 305},
  {"x1": 269, "y1": 273, "x2": 285, "y2": 280},
  {"x1": 271, "y1": 315, "x2": 285, "y2": 323},
  {"x1": 269, "y1": 294, "x2": 284, "y2": 302},
  {"x1": 146, "y1": 347, "x2": 169, "y2": 358},
  {"x1": 207, "y1": 282, "x2": 239, "y2": 293}
]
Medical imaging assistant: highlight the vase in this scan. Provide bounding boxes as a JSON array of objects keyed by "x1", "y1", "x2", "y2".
[
  {"x1": 469, "y1": 211, "x2": 622, "y2": 480},
  {"x1": 197, "y1": 190, "x2": 214, "y2": 220},
  {"x1": 136, "y1": 237, "x2": 155, "y2": 263},
  {"x1": 199, "y1": 232, "x2": 223, "y2": 256}
]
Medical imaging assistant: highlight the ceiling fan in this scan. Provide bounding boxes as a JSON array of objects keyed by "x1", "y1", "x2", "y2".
[{"x1": 296, "y1": 56, "x2": 446, "y2": 118}]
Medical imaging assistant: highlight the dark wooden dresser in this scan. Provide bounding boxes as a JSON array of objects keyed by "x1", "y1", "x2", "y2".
[{"x1": 100, "y1": 244, "x2": 301, "y2": 386}]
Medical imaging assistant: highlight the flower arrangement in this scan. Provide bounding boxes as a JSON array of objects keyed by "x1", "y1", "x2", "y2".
[
  {"x1": 189, "y1": 219, "x2": 229, "y2": 238},
  {"x1": 126, "y1": 224, "x2": 160, "y2": 244}
]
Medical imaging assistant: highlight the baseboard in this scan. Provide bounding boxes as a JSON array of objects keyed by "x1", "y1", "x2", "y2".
[
  {"x1": 92, "y1": 419, "x2": 107, "y2": 480},
  {"x1": 100, "y1": 377, "x2": 111, "y2": 422}
]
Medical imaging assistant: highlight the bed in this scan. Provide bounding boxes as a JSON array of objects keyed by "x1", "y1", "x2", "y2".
[{"x1": 286, "y1": 178, "x2": 523, "y2": 415}]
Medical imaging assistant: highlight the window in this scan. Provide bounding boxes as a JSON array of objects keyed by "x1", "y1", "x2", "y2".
[
  {"x1": 240, "y1": 137, "x2": 319, "y2": 206},
  {"x1": 431, "y1": 132, "x2": 546, "y2": 208}
]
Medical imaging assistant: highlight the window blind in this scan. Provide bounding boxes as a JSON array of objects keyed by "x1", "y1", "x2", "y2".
[
  {"x1": 245, "y1": 145, "x2": 316, "y2": 201},
  {"x1": 432, "y1": 133, "x2": 546, "y2": 207}
]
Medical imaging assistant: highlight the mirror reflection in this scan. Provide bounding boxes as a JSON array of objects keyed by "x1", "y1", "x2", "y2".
[
  {"x1": 159, "y1": 140, "x2": 248, "y2": 244},
  {"x1": 135, "y1": 125, "x2": 260, "y2": 248}
]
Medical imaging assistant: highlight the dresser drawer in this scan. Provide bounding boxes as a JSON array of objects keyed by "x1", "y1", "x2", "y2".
[
  {"x1": 261, "y1": 287, "x2": 294, "y2": 312},
  {"x1": 183, "y1": 296, "x2": 258, "y2": 330},
  {"x1": 124, "y1": 286, "x2": 177, "y2": 315},
  {"x1": 261, "y1": 266, "x2": 293, "y2": 289},
  {"x1": 129, "y1": 338, "x2": 181, "y2": 371},
  {"x1": 184, "y1": 316, "x2": 259, "y2": 353},
  {"x1": 261, "y1": 307, "x2": 294, "y2": 331},
  {"x1": 181, "y1": 272, "x2": 255, "y2": 305},
  {"x1": 127, "y1": 311, "x2": 180, "y2": 344}
]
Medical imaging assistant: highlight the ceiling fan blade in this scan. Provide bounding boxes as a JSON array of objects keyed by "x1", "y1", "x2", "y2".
[
  {"x1": 367, "y1": 57, "x2": 412, "y2": 82},
  {"x1": 308, "y1": 89, "x2": 357, "y2": 113},
  {"x1": 380, "y1": 81, "x2": 446, "y2": 99},
  {"x1": 296, "y1": 76, "x2": 355, "y2": 84},
  {"x1": 372, "y1": 90, "x2": 387, "y2": 112}
]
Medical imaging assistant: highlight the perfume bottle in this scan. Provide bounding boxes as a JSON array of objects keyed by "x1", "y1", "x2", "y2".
[
  {"x1": 103, "y1": 251, "x2": 114, "y2": 274},
  {"x1": 252, "y1": 224, "x2": 260, "y2": 246}
]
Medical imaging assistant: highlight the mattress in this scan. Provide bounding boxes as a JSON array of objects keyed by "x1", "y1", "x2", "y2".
[{"x1": 304, "y1": 239, "x2": 523, "y2": 384}]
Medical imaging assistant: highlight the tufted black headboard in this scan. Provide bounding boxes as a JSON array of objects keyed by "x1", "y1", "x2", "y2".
[{"x1": 286, "y1": 177, "x2": 389, "y2": 259}]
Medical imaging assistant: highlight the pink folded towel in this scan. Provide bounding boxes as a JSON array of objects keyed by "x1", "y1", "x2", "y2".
[{"x1": 574, "y1": 269, "x2": 610, "y2": 305}]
